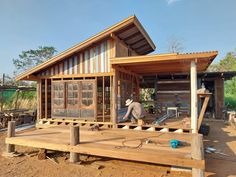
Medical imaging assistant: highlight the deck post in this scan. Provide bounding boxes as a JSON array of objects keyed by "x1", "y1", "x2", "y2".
[
  {"x1": 191, "y1": 134, "x2": 205, "y2": 177},
  {"x1": 190, "y1": 61, "x2": 198, "y2": 133},
  {"x1": 70, "y1": 126, "x2": 80, "y2": 163},
  {"x1": 112, "y1": 69, "x2": 118, "y2": 127},
  {"x1": 6, "y1": 121, "x2": 16, "y2": 153}
]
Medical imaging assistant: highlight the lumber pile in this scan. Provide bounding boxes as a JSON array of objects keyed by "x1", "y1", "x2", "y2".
[{"x1": 0, "y1": 109, "x2": 36, "y2": 128}]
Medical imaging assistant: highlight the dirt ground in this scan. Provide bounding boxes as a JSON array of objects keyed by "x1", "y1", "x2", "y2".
[{"x1": 0, "y1": 121, "x2": 235, "y2": 177}]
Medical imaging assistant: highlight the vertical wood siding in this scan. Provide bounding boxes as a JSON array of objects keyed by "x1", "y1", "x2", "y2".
[{"x1": 37, "y1": 39, "x2": 114, "y2": 76}]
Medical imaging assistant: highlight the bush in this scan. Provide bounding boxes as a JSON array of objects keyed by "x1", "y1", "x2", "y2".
[
  {"x1": 225, "y1": 94, "x2": 236, "y2": 110},
  {"x1": 224, "y1": 77, "x2": 236, "y2": 110}
]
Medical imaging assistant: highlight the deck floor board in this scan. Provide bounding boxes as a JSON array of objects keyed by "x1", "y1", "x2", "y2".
[{"x1": 5, "y1": 126, "x2": 204, "y2": 169}]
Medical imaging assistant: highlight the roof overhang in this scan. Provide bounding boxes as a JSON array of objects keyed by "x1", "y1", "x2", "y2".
[
  {"x1": 16, "y1": 15, "x2": 155, "y2": 81},
  {"x1": 111, "y1": 51, "x2": 218, "y2": 75}
]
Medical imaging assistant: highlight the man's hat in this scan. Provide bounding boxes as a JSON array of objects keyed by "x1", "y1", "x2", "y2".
[{"x1": 125, "y1": 99, "x2": 133, "y2": 106}]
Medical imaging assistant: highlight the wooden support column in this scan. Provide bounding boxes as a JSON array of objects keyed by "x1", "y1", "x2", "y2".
[
  {"x1": 191, "y1": 61, "x2": 198, "y2": 133},
  {"x1": 112, "y1": 69, "x2": 118, "y2": 127},
  {"x1": 6, "y1": 121, "x2": 16, "y2": 153},
  {"x1": 45, "y1": 79, "x2": 48, "y2": 119},
  {"x1": 215, "y1": 78, "x2": 224, "y2": 119},
  {"x1": 191, "y1": 134, "x2": 205, "y2": 177},
  {"x1": 70, "y1": 126, "x2": 80, "y2": 163},
  {"x1": 37, "y1": 80, "x2": 41, "y2": 121},
  {"x1": 102, "y1": 76, "x2": 105, "y2": 122}
]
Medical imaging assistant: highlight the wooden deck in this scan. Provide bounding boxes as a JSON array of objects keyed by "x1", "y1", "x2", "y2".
[
  {"x1": 37, "y1": 116, "x2": 192, "y2": 133},
  {"x1": 5, "y1": 126, "x2": 204, "y2": 170}
]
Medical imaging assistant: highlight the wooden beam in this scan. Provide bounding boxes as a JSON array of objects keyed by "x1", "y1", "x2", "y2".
[
  {"x1": 110, "y1": 75, "x2": 112, "y2": 123},
  {"x1": 191, "y1": 61, "x2": 198, "y2": 133},
  {"x1": 129, "y1": 38, "x2": 146, "y2": 46},
  {"x1": 6, "y1": 127, "x2": 204, "y2": 169},
  {"x1": 112, "y1": 70, "x2": 118, "y2": 126},
  {"x1": 110, "y1": 52, "x2": 218, "y2": 65},
  {"x1": 197, "y1": 94, "x2": 211, "y2": 130},
  {"x1": 37, "y1": 80, "x2": 41, "y2": 120},
  {"x1": 70, "y1": 126, "x2": 80, "y2": 163},
  {"x1": 102, "y1": 76, "x2": 105, "y2": 122},
  {"x1": 122, "y1": 31, "x2": 141, "y2": 41},
  {"x1": 115, "y1": 66, "x2": 140, "y2": 78},
  {"x1": 45, "y1": 79, "x2": 48, "y2": 119},
  {"x1": 6, "y1": 121, "x2": 15, "y2": 153},
  {"x1": 110, "y1": 33, "x2": 137, "y2": 56},
  {"x1": 39, "y1": 72, "x2": 114, "y2": 79},
  {"x1": 191, "y1": 134, "x2": 205, "y2": 177}
]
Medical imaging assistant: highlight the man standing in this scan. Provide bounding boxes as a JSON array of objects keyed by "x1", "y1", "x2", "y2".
[{"x1": 123, "y1": 99, "x2": 146, "y2": 124}]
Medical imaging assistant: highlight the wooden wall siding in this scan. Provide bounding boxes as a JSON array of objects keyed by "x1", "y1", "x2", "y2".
[
  {"x1": 37, "y1": 40, "x2": 113, "y2": 77},
  {"x1": 156, "y1": 80, "x2": 191, "y2": 115},
  {"x1": 116, "y1": 40, "x2": 129, "y2": 57},
  {"x1": 215, "y1": 78, "x2": 224, "y2": 119}
]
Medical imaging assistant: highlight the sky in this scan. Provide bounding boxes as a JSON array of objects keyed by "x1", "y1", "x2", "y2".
[{"x1": 0, "y1": 0, "x2": 236, "y2": 76}]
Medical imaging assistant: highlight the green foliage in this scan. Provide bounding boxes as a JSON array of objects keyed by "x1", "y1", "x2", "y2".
[
  {"x1": 225, "y1": 77, "x2": 236, "y2": 95},
  {"x1": 13, "y1": 46, "x2": 57, "y2": 74},
  {"x1": 224, "y1": 77, "x2": 236, "y2": 110},
  {"x1": 208, "y1": 49, "x2": 236, "y2": 110},
  {"x1": 208, "y1": 49, "x2": 236, "y2": 72},
  {"x1": 225, "y1": 94, "x2": 236, "y2": 110}
]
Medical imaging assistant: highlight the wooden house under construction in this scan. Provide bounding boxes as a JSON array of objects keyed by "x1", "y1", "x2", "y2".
[
  {"x1": 8, "y1": 15, "x2": 220, "y2": 176},
  {"x1": 16, "y1": 16, "x2": 217, "y2": 130}
]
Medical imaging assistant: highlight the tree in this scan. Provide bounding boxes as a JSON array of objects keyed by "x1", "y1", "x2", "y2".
[
  {"x1": 13, "y1": 46, "x2": 57, "y2": 74},
  {"x1": 208, "y1": 48, "x2": 236, "y2": 109},
  {"x1": 208, "y1": 49, "x2": 236, "y2": 72},
  {"x1": 166, "y1": 36, "x2": 184, "y2": 53},
  {"x1": 0, "y1": 74, "x2": 15, "y2": 85}
]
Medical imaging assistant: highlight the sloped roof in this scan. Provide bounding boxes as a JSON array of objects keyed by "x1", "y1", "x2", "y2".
[
  {"x1": 16, "y1": 15, "x2": 156, "y2": 81},
  {"x1": 110, "y1": 51, "x2": 218, "y2": 75}
]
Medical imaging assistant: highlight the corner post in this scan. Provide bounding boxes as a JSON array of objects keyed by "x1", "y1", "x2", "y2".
[
  {"x1": 190, "y1": 60, "x2": 198, "y2": 133},
  {"x1": 191, "y1": 134, "x2": 205, "y2": 177},
  {"x1": 6, "y1": 121, "x2": 16, "y2": 153},
  {"x1": 70, "y1": 126, "x2": 80, "y2": 163},
  {"x1": 112, "y1": 69, "x2": 118, "y2": 127}
]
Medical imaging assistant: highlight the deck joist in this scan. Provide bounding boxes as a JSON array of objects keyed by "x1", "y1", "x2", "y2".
[{"x1": 37, "y1": 118, "x2": 192, "y2": 133}]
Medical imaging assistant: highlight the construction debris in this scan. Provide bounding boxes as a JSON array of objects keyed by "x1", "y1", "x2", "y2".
[
  {"x1": 88, "y1": 125, "x2": 100, "y2": 131},
  {"x1": 205, "y1": 147, "x2": 230, "y2": 156}
]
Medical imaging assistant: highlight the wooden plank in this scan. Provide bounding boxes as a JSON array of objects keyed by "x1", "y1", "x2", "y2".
[
  {"x1": 45, "y1": 79, "x2": 48, "y2": 119},
  {"x1": 112, "y1": 70, "x2": 118, "y2": 125},
  {"x1": 110, "y1": 33, "x2": 136, "y2": 56},
  {"x1": 109, "y1": 75, "x2": 112, "y2": 122},
  {"x1": 190, "y1": 61, "x2": 197, "y2": 133},
  {"x1": 215, "y1": 78, "x2": 224, "y2": 119},
  {"x1": 6, "y1": 127, "x2": 204, "y2": 169},
  {"x1": 41, "y1": 72, "x2": 114, "y2": 79},
  {"x1": 70, "y1": 126, "x2": 80, "y2": 163},
  {"x1": 110, "y1": 52, "x2": 218, "y2": 65},
  {"x1": 6, "y1": 121, "x2": 16, "y2": 153},
  {"x1": 102, "y1": 76, "x2": 105, "y2": 122},
  {"x1": 197, "y1": 95, "x2": 210, "y2": 130},
  {"x1": 38, "y1": 80, "x2": 42, "y2": 120},
  {"x1": 191, "y1": 134, "x2": 205, "y2": 176}
]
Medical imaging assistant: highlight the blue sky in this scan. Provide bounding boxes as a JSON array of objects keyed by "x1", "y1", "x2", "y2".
[{"x1": 0, "y1": 0, "x2": 236, "y2": 76}]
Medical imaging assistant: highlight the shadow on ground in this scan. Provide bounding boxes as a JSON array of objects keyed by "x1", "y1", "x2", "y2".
[{"x1": 204, "y1": 121, "x2": 236, "y2": 177}]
